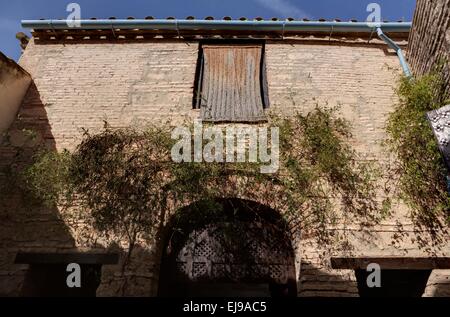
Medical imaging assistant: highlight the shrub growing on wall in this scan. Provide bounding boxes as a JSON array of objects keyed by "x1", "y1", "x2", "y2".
[
  {"x1": 23, "y1": 107, "x2": 384, "y2": 257},
  {"x1": 386, "y1": 73, "x2": 450, "y2": 243}
]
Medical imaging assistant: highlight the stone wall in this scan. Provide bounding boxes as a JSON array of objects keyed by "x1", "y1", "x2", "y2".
[
  {"x1": 0, "y1": 36, "x2": 449, "y2": 296},
  {"x1": 408, "y1": 0, "x2": 450, "y2": 95}
]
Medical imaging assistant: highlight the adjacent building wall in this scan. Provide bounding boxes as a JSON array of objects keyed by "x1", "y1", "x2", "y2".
[
  {"x1": 0, "y1": 52, "x2": 31, "y2": 140},
  {"x1": 408, "y1": 0, "x2": 450, "y2": 95}
]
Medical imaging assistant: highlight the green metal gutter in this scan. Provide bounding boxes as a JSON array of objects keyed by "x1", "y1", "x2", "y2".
[
  {"x1": 21, "y1": 19, "x2": 412, "y2": 33},
  {"x1": 21, "y1": 19, "x2": 413, "y2": 77},
  {"x1": 376, "y1": 27, "x2": 412, "y2": 78}
]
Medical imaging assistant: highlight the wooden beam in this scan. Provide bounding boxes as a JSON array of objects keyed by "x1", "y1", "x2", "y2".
[
  {"x1": 31, "y1": 29, "x2": 409, "y2": 42},
  {"x1": 15, "y1": 252, "x2": 119, "y2": 265},
  {"x1": 330, "y1": 257, "x2": 450, "y2": 270}
]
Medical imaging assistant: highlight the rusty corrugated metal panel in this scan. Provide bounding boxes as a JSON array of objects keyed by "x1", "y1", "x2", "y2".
[{"x1": 199, "y1": 44, "x2": 267, "y2": 122}]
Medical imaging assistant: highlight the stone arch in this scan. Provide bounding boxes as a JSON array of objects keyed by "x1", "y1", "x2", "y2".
[{"x1": 157, "y1": 198, "x2": 298, "y2": 297}]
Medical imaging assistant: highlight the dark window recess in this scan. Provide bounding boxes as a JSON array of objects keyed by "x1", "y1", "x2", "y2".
[
  {"x1": 20, "y1": 264, "x2": 102, "y2": 297},
  {"x1": 355, "y1": 269, "x2": 431, "y2": 297},
  {"x1": 194, "y1": 43, "x2": 269, "y2": 123},
  {"x1": 15, "y1": 252, "x2": 118, "y2": 297}
]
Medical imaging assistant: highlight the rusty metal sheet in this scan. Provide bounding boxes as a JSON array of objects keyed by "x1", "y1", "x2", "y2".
[
  {"x1": 427, "y1": 104, "x2": 450, "y2": 169},
  {"x1": 199, "y1": 44, "x2": 267, "y2": 122}
]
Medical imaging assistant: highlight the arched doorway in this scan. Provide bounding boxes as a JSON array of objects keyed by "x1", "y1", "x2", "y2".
[{"x1": 158, "y1": 199, "x2": 297, "y2": 297}]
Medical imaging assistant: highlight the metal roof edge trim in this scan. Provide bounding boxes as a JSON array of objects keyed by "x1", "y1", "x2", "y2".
[{"x1": 22, "y1": 19, "x2": 412, "y2": 33}]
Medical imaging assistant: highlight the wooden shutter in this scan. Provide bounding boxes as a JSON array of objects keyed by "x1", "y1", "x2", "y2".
[{"x1": 198, "y1": 44, "x2": 268, "y2": 122}]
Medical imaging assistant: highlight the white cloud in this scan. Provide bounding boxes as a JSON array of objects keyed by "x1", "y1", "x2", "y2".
[{"x1": 253, "y1": 0, "x2": 311, "y2": 18}]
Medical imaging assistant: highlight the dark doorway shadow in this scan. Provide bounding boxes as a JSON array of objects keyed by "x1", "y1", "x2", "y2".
[
  {"x1": 158, "y1": 198, "x2": 297, "y2": 297},
  {"x1": 20, "y1": 264, "x2": 102, "y2": 297},
  {"x1": 355, "y1": 269, "x2": 431, "y2": 297}
]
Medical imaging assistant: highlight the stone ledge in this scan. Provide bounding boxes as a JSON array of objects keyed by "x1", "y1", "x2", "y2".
[{"x1": 14, "y1": 252, "x2": 120, "y2": 265}]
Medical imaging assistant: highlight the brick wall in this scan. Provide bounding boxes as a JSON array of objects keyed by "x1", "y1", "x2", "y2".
[
  {"x1": 18, "y1": 40, "x2": 199, "y2": 151},
  {"x1": 266, "y1": 42, "x2": 400, "y2": 159},
  {"x1": 0, "y1": 36, "x2": 449, "y2": 296}
]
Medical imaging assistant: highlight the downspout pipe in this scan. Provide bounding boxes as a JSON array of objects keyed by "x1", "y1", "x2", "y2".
[
  {"x1": 376, "y1": 27, "x2": 412, "y2": 78},
  {"x1": 22, "y1": 19, "x2": 412, "y2": 33}
]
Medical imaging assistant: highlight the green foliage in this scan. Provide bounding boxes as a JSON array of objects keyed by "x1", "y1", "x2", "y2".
[
  {"x1": 24, "y1": 149, "x2": 73, "y2": 205},
  {"x1": 68, "y1": 126, "x2": 174, "y2": 243},
  {"x1": 386, "y1": 73, "x2": 450, "y2": 234},
  {"x1": 273, "y1": 107, "x2": 382, "y2": 242},
  {"x1": 23, "y1": 107, "x2": 384, "y2": 251}
]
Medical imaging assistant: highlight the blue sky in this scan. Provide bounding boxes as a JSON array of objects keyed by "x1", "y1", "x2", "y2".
[{"x1": 1, "y1": 0, "x2": 416, "y2": 61}]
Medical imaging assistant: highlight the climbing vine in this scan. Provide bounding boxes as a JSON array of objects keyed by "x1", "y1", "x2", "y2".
[
  {"x1": 23, "y1": 107, "x2": 384, "y2": 256},
  {"x1": 385, "y1": 72, "x2": 450, "y2": 243}
]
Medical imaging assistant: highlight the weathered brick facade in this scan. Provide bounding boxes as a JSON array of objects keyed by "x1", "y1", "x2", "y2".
[{"x1": 1, "y1": 31, "x2": 449, "y2": 296}]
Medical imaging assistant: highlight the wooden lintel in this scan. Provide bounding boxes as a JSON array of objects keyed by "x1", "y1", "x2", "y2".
[
  {"x1": 15, "y1": 252, "x2": 120, "y2": 265},
  {"x1": 331, "y1": 257, "x2": 450, "y2": 270}
]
